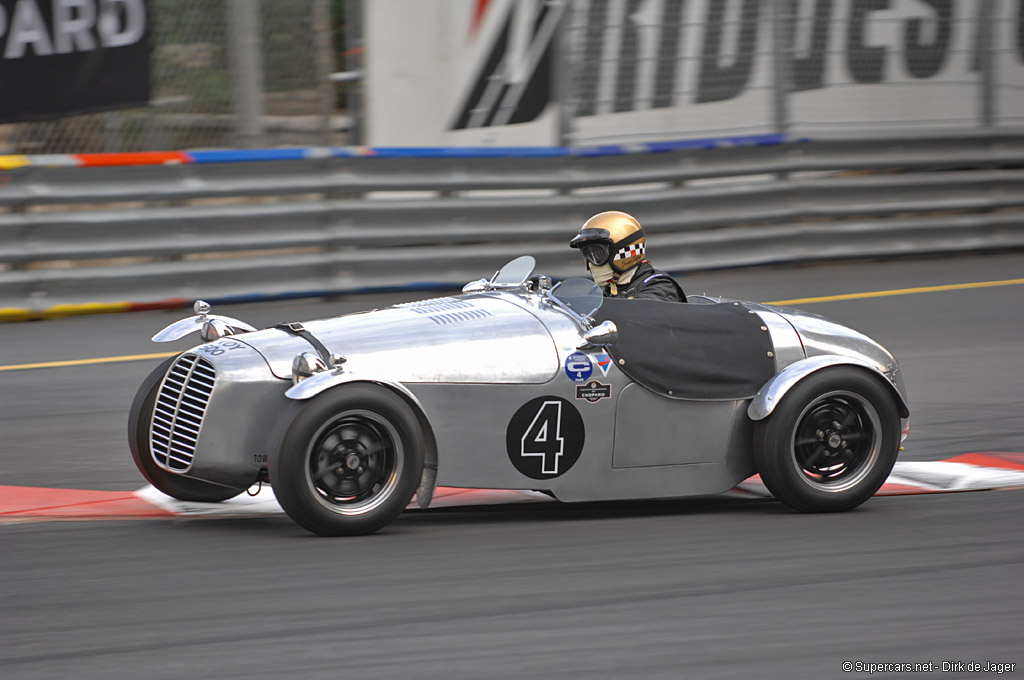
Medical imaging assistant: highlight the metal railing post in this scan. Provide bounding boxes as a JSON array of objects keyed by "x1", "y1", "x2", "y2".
[
  {"x1": 344, "y1": 0, "x2": 364, "y2": 145},
  {"x1": 978, "y1": 0, "x2": 995, "y2": 128},
  {"x1": 770, "y1": 0, "x2": 792, "y2": 137},
  {"x1": 551, "y1": 0, "x2": 573, "y2": 148},
  {"x1": 313, "y1": 0, "x2": 336, "y2": 146},
  {"x1": 226, "y1": 0, "x2": 266, "y2": 148}
]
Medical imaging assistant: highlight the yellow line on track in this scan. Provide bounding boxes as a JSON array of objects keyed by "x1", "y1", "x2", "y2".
[
  {"x1": 766, "y1": 277, "x2": 1024, "y2": 306},
  {"x1": 0, "y1": 351, "x2": 178, "y2": 372},
  {"x1": 2, "y1": 277, "x2": 1022, "y2": 372}
]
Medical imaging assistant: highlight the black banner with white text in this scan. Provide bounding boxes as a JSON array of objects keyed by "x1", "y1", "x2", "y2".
[{"x1": 0, "y1": 0, "x2": 150, "y2": 123}]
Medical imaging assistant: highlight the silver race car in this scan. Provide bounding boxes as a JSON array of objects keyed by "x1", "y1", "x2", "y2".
[{"x1": 129, "y1": 256, "x2": 909, "y2": 535}]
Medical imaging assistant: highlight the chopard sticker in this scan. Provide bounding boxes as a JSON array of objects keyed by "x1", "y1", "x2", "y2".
[
  {"x1": 506, "y1": 397, "x2": 585, "y2": 479},
  {"x1": 594, "y1": 352, "x2": 612, "y2": 376},
  {"x1": 564, "y1": 352, "x2": 593, "y2": 383},
  {"x1": 575, "y1": 381, "x2": 611, "y2": 403}
]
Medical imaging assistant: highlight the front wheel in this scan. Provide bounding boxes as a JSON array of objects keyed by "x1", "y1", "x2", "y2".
[
  {"x1": 753, "y1": 367, "x2": 900, "y2": 512},
  {"x1": 128, "y1": 356, "x2": 244, "y2": 503},
  {"x1": 271, "y1": 384, "x2": 425, "y2": 536}
]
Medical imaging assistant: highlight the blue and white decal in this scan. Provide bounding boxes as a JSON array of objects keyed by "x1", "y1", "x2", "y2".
[
  {"x1": 594, "y1": 352, "x2": 612, "y2": 376},
  {"x1": 564, "y1": 352, "x2": 593, "y2": 383}
]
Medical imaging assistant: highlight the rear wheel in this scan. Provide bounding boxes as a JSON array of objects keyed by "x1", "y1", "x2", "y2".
[
  {"x1": 753, "y1": 367, "x2": 900, "y2": 512},
  {"x1": 128, "y1": 356, "x2": 244, "y2": 502},
  {"x1": 271, "y1": 384, "x2": 424, "y2": 536}
]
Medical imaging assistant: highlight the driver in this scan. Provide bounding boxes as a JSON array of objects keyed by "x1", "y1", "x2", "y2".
[{"x1": 569, "y1": 211, "x2": 686, "y2": 302}]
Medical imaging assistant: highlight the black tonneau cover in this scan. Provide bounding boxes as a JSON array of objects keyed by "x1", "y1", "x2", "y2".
[{"x1": 594, "y1": 298, "x2": 777, "y2": 400}]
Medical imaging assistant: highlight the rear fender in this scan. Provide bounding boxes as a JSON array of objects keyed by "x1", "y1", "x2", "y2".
[
  {"x1": 285, "y1": 371, "x2": 439, "y2": 509},
  {"x1": 748, "y1": 355, "x2": 910, "y2": 421}
]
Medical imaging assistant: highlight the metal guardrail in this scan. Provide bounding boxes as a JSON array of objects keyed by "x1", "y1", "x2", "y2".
[{"x1": 1, "y1": 134, "x2": 1022, "y2": 315}]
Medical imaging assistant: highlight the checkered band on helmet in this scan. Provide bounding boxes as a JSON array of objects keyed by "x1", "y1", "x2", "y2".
[{"x1": 613, "y1": 241, "x2": 645, "y2": 267}]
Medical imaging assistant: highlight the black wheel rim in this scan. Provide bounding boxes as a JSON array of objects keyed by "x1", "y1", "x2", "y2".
[
  {"x1": 790, "y1": 390, "x2": 881, "y2": 493},
  {"x1": 305, "y1": 410, "x2": 403, "y2": 515}
]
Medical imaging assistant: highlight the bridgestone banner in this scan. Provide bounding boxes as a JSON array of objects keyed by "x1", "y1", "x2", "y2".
[
  {"x1": 364, "y1": 0, "x2": 1024, "y2": 146},
  {"x1": 0, "y1": 0, "x2": 150, "y2": 123}
]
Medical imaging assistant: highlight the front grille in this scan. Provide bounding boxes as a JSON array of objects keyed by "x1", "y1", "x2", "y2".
[{"x1": 150, "y1": 354, "x2": 215, "y2": 472}]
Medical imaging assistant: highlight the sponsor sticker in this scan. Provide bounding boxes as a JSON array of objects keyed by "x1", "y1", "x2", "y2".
[
  {"x1": 594, "y1": 352, "x2": 612, "y2": 376},
  {"x1": 564, "y1": 352, "x2": 593, "y2": 383},
  {"x1": 575, "y1": 380, "x2": 611, "y2": 403},
  {"x1": 506, "y1": 397, "x2": 585, "y2": 479}
]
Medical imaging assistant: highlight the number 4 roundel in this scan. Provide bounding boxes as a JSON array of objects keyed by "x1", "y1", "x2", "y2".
[{"x1": 506, "y1": 397, "x2": 585, "y2": 479}]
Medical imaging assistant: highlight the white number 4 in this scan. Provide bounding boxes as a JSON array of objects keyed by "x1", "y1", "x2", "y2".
[{"x1": 521, "y1": 400, "x2": 564, "y2": 475}]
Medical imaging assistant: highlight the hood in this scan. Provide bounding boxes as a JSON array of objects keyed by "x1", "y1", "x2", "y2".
[{"x1": 236, "y1": 294, "x2": 560, "y2": 384}]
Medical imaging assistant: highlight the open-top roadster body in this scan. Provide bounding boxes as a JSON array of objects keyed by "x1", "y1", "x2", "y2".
[{"x1": 129, "y1": 256, "x2": 909, "y2": 535}]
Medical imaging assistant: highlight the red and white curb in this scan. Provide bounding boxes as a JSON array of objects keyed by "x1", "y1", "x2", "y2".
[
  {"x1": 732, "y1": 453, "x2": 1024, "y2": 498},
  {"x1": 2, "y1": 453, "x2": 1022, "y2": 522}
]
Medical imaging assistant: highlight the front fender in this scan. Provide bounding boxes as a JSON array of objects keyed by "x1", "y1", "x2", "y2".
[
  {"x1": 284, "y1": 370, "x2": 439, "y2": 509},
  {"x1": 747, "y1": 355, "x2": 910, "y2": 421},
  {"x1": 285, "y1": 368, "x2": 417, "y2": 403}
]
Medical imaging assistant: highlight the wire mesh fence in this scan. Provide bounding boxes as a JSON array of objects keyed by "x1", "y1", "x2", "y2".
[{"x1": 0, "y1": 0, "x2": 339, "y2": 154}]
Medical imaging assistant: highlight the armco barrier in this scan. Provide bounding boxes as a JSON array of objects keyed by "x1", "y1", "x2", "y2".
[{"x1": 1, "y1": 133, "x2": 1023, "y2": 319}]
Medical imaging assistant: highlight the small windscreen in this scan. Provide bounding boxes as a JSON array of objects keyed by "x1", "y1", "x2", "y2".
[
  {"x1": 552, "y1": 278, "x2": 603, "y2": 317},
  {"x1": 493, "y1": 255, "x2": 536, "y2": 285}
]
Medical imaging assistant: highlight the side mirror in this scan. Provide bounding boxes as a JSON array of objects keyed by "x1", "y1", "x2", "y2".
[{"x1": 578, "y1": 320, "x2": 618, "y2": 349}]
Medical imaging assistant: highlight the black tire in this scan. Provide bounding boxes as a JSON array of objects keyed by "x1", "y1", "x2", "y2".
[
  {"x1": 271, "y1": 384, "x2": 425, "y2": 536},
  {"x1": 128, "y1": 356, "x2": 244, "y2": 503},
  {"x1": 753, "y1": 367, "x2": 900, "y2": 513}
]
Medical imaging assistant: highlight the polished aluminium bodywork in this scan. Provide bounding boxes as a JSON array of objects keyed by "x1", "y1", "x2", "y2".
[
  {"x1": 146, "y1": 260, "x2": 909, "y2": 505},
  {"x1": 742, "y1": 302, "x2": 910, "y2": 422}
]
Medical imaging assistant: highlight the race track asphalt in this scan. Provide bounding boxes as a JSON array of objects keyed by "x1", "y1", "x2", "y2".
[{"x1": 1, "y1": 252, "x2": 1022, "y2": 679}]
